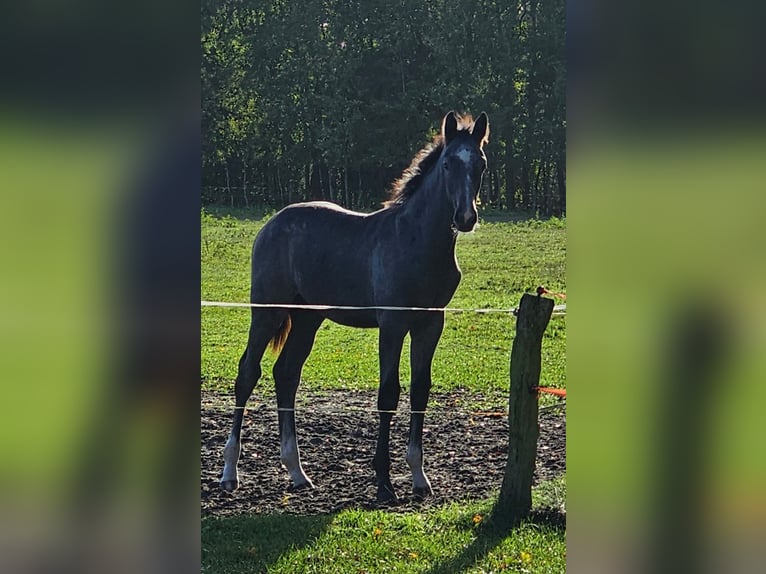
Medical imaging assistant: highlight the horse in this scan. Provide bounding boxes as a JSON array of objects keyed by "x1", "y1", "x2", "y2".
[{"x1": 220, "y1": 111, "x2": 489, "y2": 502}]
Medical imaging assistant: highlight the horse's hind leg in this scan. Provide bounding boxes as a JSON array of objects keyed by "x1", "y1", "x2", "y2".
[
  {"x1": 272, "y1": 311, "x2": 323, "y2": 489},
  {"x1": 220, "y1": 310, "x2": 285, "y2": 491},
  {"x1": 407, "y1": 312, "x2": 445, "y2": 498},
  {"x1": 373, "y1": 318, "x2": 408, "y2": 502}
]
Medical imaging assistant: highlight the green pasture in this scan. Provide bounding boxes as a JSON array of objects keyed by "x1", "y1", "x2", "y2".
[
  {"x1": 203, "y1": 477, "x2": 566, "y2": 574},
  {"x1": 202, "y1": 207, "x2": 566, "y2": 573}
]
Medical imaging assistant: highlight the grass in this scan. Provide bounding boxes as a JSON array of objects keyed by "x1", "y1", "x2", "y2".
[
  {"x1": 202, "y1": 477, "x2": 566, "y2": 574},
  {"x1": 201, "y1": 206, "x2": 566, "y2": 573}
]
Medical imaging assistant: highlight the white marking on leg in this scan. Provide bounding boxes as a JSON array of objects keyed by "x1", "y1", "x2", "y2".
[
  {"x1": 220, "y1": 433, "x2": 240, "y2": 486},
  {"x1": 280, "y1": 417, "x2": 313, "y2": 488}
]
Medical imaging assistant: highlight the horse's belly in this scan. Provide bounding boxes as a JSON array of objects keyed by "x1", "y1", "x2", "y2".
[{"x1": 323, "y1": 309, "x2": 378, "y2": 328}]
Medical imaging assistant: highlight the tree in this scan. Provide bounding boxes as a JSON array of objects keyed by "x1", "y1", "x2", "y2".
[{"x1": 201, "y1": 0, "x2": 566, "y2": 215}]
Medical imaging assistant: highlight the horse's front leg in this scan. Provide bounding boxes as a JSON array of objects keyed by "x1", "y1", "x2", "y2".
[
  {"x1": 373, "y1": 320, "x2": 407, "y2": 502},
  {"x1": 407, "y1": 312, "x2": 445, "y2": 498}
]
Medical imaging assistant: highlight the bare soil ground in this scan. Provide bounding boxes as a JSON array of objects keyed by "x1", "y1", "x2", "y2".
[{"x1": 201, "y1": 389, "x2": 565, "y2": 516}]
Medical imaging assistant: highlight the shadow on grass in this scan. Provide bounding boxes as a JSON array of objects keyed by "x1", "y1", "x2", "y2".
[
  {"x1": 202, "y1": 513, "x2": 335, "y2": 573},
  {"x1": 423, "y1": 508, "x2": 566, "y2": 574}
]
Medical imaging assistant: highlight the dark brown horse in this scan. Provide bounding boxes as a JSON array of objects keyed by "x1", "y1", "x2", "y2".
[{"x1": 220, "y1": 111, "x2": 489, "y2": 501}]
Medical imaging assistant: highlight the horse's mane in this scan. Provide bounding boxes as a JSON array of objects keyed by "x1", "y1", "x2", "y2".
[{"x1": 383, "y1": 114, "x2": 476, "y2": 207}]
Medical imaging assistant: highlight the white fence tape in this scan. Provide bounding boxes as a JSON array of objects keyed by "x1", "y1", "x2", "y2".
[{"x1": 201, "y1": 300, "x2": 566, "y2": 315}]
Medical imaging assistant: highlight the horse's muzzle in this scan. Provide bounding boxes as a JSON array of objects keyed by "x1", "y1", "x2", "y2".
[{"x1": 453, "y1": 209, "x2": 478, "y2": 232}]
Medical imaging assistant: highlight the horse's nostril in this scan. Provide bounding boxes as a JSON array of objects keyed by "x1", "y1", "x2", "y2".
[{"x1": 453, "y1": 210, "x2": 477, "y2": 232}]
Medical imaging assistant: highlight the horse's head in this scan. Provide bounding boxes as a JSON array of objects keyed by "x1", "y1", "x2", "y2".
[{"x1": 440, "y1": 111, "x2": 489, "y2": 232}]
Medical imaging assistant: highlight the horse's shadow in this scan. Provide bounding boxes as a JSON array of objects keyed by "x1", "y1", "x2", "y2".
[
  {"x1": 201, "y1": 512, "x2": 334, "y2": 572},
  {"x1": 423, "y1": 507, "x2": 566, "y2": 574}
]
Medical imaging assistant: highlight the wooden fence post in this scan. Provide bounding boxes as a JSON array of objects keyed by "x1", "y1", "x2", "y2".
[{"x1": 492, "y1": 292, "x2": 554, "y2": 530}]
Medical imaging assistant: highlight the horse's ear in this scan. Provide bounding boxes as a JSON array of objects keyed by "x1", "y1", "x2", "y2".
[
  {"x1": 442, "y1": 111, "x2": 459, "y2": 143},
  {"x1": 471, "y1": 112, "x2": 490, "y2": 147}
]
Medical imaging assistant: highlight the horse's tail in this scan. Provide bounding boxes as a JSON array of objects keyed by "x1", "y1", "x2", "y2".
[{"x1": 269, "y1": 314, "x2": 292, "y2": 354}]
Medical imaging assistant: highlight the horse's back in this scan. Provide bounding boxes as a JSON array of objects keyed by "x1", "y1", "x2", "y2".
[
  {"x1": 265, "y1": 201, "x2": 369, "y2": 231},
  {"x1": 250, "y1": 201, "x2": 380, "y2": 308},
  {"x1": 259, "y1": 201, "x2": 374, "y2": 254}
]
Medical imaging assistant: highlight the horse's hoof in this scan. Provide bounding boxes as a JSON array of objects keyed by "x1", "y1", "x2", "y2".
[
  {"x1": 289, "y1": 479, "x2": 315, "y2": 492},
  {"x1": 220, "y1": 479, "x2": 239, "y2": 492},
  {"x1": 376, "y1": 483, "x2": 398, "y2": 503},
  {"x1": 412, "y1": 485, "x2": 433, "y2": 500}
]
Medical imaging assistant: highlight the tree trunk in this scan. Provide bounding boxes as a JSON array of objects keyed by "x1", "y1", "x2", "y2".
[
  {"x1": 492, "y1": 292, "x2": 554, "y2": 530},
  {"x1": 318, "y1": 162, "x2": 325, "y2": 200},
  {"x1": 309, "y1": 161, "x2": 323, "y2": 200},
  {"x1": 505, "y1": 139, "x2": 516, "y2": 209},
  {"x1": 276, "y1": 164, "x2": 284, "y2": 206},
  {"x1": 242, "y1": 163, "x2": 249, "y2": 208},
  {"x1": 344, "y1": 162, "x2": 349, "y2": 208},
  {"x1": 225, "y1": 163, "x2": 233, "y2": 207},
  {"x1": 521, "y1": 161, "x2": 531, "y2": 209},
  {"x1": 357, "y1": 167, "x2": 362, "y2": 210},
  {"x1": 534, "y1": 162, "x2": 545, "y2": 215},
  {"x1": 489, "y1": 169, "x2": 498, "y2": 207}
]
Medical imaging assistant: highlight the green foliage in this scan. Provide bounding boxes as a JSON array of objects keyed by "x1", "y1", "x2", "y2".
[{"x1": 201, "y1": 0, "x2": 566, "y2": 214}]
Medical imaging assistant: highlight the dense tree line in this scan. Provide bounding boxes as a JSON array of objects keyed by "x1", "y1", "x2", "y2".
[{"x1": 202, "y1": 0, "x2": 565, "y2": 215}]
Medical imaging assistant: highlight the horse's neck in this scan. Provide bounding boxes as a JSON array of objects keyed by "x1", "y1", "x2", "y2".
[{"x1": 400, "y1": 168, "x2": 455, "y2": 250}]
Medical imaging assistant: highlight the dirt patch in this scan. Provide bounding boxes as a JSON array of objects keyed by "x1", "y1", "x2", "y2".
[{"x1": 201, "y1": 389, "x2": 565, "y2": 516}]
